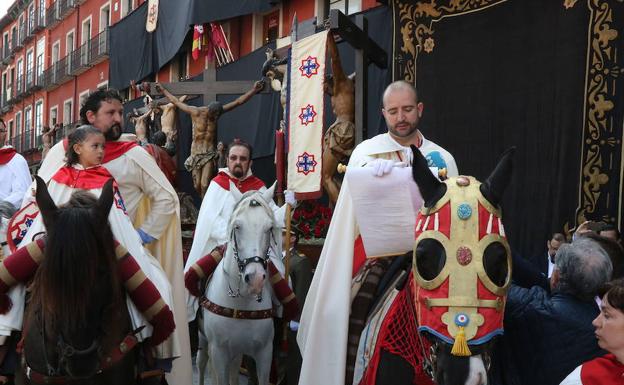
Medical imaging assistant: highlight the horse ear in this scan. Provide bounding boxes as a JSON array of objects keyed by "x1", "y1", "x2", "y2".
[
  {"x1": 480, "y1": 147, "x2": 515, "y2": 207},
  {"x1": 411, "y1": 145, "x2": 446, "y2": 208},
  {"x1": 96, "y1": 178, "x2": 115, "y2": 220},
  {"x1": 262, "y1": 182, "x2": 277, "y2": 204},
  {"x1": 230, "y1": 181, "x2": 243, "y2": 203},
  {"x1": 34, "y1": 175, "x2": 58, "y2": 229}
]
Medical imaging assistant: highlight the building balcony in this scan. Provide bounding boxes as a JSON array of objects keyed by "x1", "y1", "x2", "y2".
[
  {"x1": 33, "y1": 65, "x2": 45, "y2": 91},
  {"x1": 15, "y1": 24, "x2": 27, "y2": 50},
  {"x1": 10, "y1": 133, "x2": 23, "y2": 152},
  {"x1": 10, "y1": 130, "x2": 36, "y2": 153},
  {"x1": 5, "y1": 85, "x2": 17, "y2": 105},
  {"x1": 45, "y1": 3, "x2": 61, "y2": 29},
  {"x1": 42, "y1": 57, "x2": 74, "y2": 90},
  {"x1": 25, "y1": 70, "x2": 39, "y2": 93},
  {"x1": 58, "y1": 0, "x2": 76, "y2": 19},
  {"x1": 90, "y1": 29, "x2": 109, "y2": 65},
  {"x1": 1, "y1": 45, "x2": 10, "y2": 65},
  {"x1": 0, "y1": 92, "x2": 11, "y2": 114},
  {"x1": 69, "y1": 30, "x2": 110, "y2": 76},
  {"x1": 22, "y1": 129, "x2": 34, "y2": 152},
  {"x1": 28, "y1": 12, "x2": 46, "y2": 37},
  {"x1": 70, "y1": 44, "x2": 90, "y2": 76},
  {"x1": 15, "y1": 75, "x2": 27, "y2": 99}
]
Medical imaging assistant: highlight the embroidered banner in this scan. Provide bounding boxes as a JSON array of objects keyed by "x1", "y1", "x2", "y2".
[{"x1": 287, "y1": 30, "x2": 328, "y2": 200}]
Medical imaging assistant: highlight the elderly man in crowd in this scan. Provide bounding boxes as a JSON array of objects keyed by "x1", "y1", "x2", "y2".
[{"x1": 493, "y1": 237, "x2": 612, "y2": 385}]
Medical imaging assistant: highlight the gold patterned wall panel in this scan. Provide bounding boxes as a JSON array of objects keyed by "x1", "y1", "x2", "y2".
[{"x1": 393, "y1": 0, "x2": 624, "y2": 231}]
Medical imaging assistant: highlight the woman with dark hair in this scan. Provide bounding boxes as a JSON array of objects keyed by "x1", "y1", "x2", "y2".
[{"x1": 560, "y1": 278, "x2": 624, "y2": 384}]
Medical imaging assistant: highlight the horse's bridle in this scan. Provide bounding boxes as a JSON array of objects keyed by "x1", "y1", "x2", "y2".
[
  {"x1": 230, "y1": 225, "x2": 274, "y2": 274},
  {"x1": 224, "y1": 223, "x2": 276, "y2": 302}
]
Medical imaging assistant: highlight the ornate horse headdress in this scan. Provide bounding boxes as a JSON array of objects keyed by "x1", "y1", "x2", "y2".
[{"x1": 411, "y1": 146, "x2": 514, "y2": 357}]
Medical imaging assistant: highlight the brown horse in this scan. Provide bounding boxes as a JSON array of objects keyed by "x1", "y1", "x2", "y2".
[{"x1": 20, "y1": 176, "x2": 137, "y2": 385}]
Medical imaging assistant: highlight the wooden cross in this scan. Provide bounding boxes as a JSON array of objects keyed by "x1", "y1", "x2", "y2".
[
  {"x1": 329, "y1": 9, "x2": 387, "y2": 144},
  {"x1": 147, "y1": 62, "x2": 259, "y2": 102}
]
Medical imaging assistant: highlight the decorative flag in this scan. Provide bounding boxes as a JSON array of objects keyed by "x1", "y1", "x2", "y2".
[
  {"x1": 287, "y1": 30, "x2": 329, "y2": 200},
  {"x1": 192, "y1": 24, "x2": 204, "y2": 61},
  {"x1": 145, "y1": 0, "x2": 159, "y2": 32}
]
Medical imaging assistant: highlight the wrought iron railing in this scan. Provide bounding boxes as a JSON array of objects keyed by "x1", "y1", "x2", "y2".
[{"x1": 16, "y1": 23, "x2": 26, "y2": 48}]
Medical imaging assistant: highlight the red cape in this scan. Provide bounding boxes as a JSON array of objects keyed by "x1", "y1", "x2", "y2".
[
  {"x1": 581, "y1": 354, "x2": 624, "y2": 384},
  {"x1": 0, "y1": 148, "x2": 17, "y2": 165},
  {"x1": 51, "y1": 166, "x2": 116, "y2": 190},
  {"x1": 212, "y1": 171, "x2": 265, "y2": 193}
]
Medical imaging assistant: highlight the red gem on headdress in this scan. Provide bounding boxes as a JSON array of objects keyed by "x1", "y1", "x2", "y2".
[{"x1": 456, "y1": 246, "x2": 473, "y2": 266}]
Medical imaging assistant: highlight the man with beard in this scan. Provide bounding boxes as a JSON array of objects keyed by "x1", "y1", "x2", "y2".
[
  {"x1": 26, "y1": 89, "x2": 193, "y2": 385},
  {"x1": 298, "y1": 80, "x2": 458, "y2": 385},
  {"x1": 184, "y1": 139, "x2": 295, "y2": 320}
]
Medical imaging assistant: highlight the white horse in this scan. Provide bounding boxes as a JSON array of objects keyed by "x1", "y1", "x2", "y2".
[{"x1": 197, "y1": 183, "x2": 282, "y2": 385}]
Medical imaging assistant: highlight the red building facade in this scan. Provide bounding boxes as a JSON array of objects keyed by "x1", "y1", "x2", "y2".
[{"x1": 0, "y1": 0, "x2": 380, "y2": 168}]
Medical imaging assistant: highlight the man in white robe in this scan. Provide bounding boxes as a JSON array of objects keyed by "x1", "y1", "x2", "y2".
[
  {"x1": 0, "y1": 119, "x2": 30, "y2": 210},
  {"x1": 184, "y1": 140, "x2": 294, "y2": 320},
  {"x1": 24, "y1": 90, "x2": 192, "y2": 384},
  {"x1": 297, "y1": 81, "x2": 458, "y2": 385}
]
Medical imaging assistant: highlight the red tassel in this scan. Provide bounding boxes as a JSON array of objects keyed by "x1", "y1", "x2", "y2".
[
  {"x1": 149, "y1": 306, "x2": 175, "y2": 347},
  {"x1": 0, "y1": 294, "x2": 12, "y2": 314}
]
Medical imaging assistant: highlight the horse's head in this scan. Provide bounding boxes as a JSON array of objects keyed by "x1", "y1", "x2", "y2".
[
  {"x1": 29, "y1": 176, "x2": 123, "y2": 378},
  {"x1": 227, "y1": 182, "x2": 280, "y2": 298},
  {"x1": 411, "y1": 146, "x2": 514, "y2": 385}
]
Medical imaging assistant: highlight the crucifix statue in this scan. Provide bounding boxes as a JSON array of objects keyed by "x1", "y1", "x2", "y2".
[{"x1": 149, "y1": 65, "x2": 264, "y2": 196}]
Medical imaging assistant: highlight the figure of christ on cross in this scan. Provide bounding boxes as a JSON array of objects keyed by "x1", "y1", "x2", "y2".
[
  {"x1": 148, "y1": 95, "x2": 188, "y2": 153},
  {"x1": 322, "y1": 33, "x2": 355, "y2": 205},
  {"x1": 155, "y1": 81, "x2": 264, "y2": 197}
]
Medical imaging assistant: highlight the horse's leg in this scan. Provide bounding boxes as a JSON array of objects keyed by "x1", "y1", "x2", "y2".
[
  {"x1": 228, "y1": 355, "x2": 241, "y2": 385},
  {"x1": 254, "y1": 345, "x2": 273, "y2": 385},
  {"x1": 208, "y1": 343, "x2": 230, "y2": 385},
  {"x1": 197, "y1": 330, "x2": 209, "y2": 385}
]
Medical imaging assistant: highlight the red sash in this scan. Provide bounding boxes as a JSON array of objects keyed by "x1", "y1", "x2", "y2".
[
  {"x1": 581, "y1": 354, "x2": 624, "y2": 384},
  {"x1": 62, "y1": 139, "x2": 138, "y2": 163},
  {"x1": 103, "y1": 141, "x2": 138, "y2": 163},
  {"x1": 0, "y1": 148, "x2": 17, "y2": 165},
  {"x1": 51, "y1": 166, "x2": 115, "y2": 190},
  {"x1": 212, "y1": 171, "x2": 265, "y2": 193}
]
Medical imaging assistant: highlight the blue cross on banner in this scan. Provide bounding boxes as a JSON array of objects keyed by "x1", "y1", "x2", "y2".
[
  {"x1": 298, "y1": 104, "x2": 317, "y2": 125},
  {"x1": 296, "y1": 152, "x2": 318, "y2": 175},
  {"x1": 299, "y1": 56, "x2": 320, "y2": 78}
]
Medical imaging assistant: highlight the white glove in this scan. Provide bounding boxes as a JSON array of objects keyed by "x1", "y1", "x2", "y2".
[
  {"x1": 284, "y1": 190, "x2": 297, "y2": 206},
  {"x1": 289, "y1": 320, "x2": 300, "y2": 331},
  {"x1": 367, "y1": 159, "x2": 406, "y2": 177}
]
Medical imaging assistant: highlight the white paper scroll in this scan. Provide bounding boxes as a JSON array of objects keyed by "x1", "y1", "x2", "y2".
[{"x1": 346, "y1": 167, "x2": 424, "y2": 258}]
